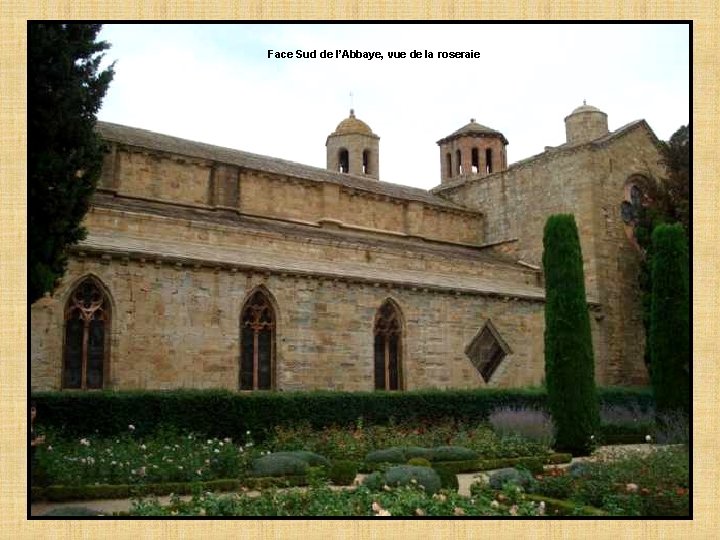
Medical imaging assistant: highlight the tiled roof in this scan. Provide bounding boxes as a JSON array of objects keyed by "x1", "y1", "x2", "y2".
[
  {"x1": 437, "y1": 119, "x2": 508, "y2": 145},
  {"x1": 328, "y1": 109, "x2": 377, "y2": 137},
  {"x1": 89, "y1": 193, "x2": 526, "y2": 269},
  {"x1": 77, "y1": 232, "x2": 547, "y2": 302},
  {"x1": 96, "y1": 121, "x2": 469, "y2": 212}
]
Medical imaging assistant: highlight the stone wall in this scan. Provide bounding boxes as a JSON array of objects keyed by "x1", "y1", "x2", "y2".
[
  {"x1": 100, "y1": 143, "x2": 483, "y2": 246},
  {"x1": 434, "y1": 124, "x2": 666, "y2": 386},
  {"x1": 31, "y1": 256, "x2": 546, "y2": 392}
]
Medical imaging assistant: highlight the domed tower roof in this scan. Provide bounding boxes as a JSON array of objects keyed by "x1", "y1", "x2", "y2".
[
  {"x1": 564, "y1": 101, "x2": 609, "y2": 144},
  {"x1": 565, "y1": 100, "x2": 606, "y2": 120},
  {"x1": 326, "y1": 109, "x2": 380, "y2": 179},
  {"x1": 329, "y1": 109, "x2": 378, "y2": 138},
  {"x1": 437, "y1": 118, "x2": 509, "y2": 145}
]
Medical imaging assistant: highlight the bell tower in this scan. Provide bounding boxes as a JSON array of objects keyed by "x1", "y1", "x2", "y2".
[
  {"x1": 437, "y1": 119, "x2": 508, "y2": 184},
  {"x1": 326, "y1": 109, "x2": 380, "y2": 180}
]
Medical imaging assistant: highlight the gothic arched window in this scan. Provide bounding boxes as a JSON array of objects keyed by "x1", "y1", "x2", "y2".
[
  {"x1": 374, "y1": 300, "x2": 403, "y2": 391},
  {"x1": 63, "y1": 277, "x2": 111, "y2": 389},
  {"x1": 240, "y1": 290, "x2": 276, "y2": 390}
]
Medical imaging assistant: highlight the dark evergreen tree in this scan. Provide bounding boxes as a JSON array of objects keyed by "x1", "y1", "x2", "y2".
[
  {"x1": 542, "y1": 214, "x2": 599, "y2": 456},
  {"x1": 629, "y1": 125, "x2": 690, "y2": 373},
  {"x1": 649, "y1": 224, "x2": 690, "y2": 413},
  {"x1": 29, "y1": 23, "x2": 114, "y2": 303}
]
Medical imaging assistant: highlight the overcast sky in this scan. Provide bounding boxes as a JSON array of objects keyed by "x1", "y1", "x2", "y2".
[{"x1": 97, "y1": 23, "x2": 689, "y2": 190}]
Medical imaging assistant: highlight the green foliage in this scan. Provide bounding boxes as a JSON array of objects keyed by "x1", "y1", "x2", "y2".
[
  {"x1": 596, "y1": 423, "x2": 652, "y2": 445},
  {"x1": 432, "y1": 466, "x2": 459, "y2": 491},
  {"x1": 28, "y1": 23, "x2": 115, "y2": 303},
  {"x1": 269, "y1": 451, "x2": 330, "y2": 468},
  {"x1": 649, "y1": 224, "x2": 690, "y2": 413},
  {"x1": 514, "y1": 458, "x2": 545, "y2": 476},
  {"x1": 35, "y1": 479, "x2": 243, "y2": 502},
  {"x1": 407, "y1": 457, "x2": 432, "y2": 467},
  {"x1": 542, "y1": 214, "x2": 599, "y2": 456},
  {"x1": 130, "y1": 483, "x2": 543, "y2": 517},
  {"x1": 524, "y1": 493, "x2": 606, "y2": 516},
  {"x1": 365, "y1": 447, "x2": 407, "y2": 464},
  {"x1": 32, "y1": 387, "x2": 651, "y2": 442},
  {"x1": 488, "y1": 467, "x2": 534, "y2": 490},
  {"x1": 630, "y1": 126, "x2": 690, "y2": 373},
  {"x1": 426, "y1": 446, "x2": 478, "y2": 462},
  {"x1": 34, "y1": 428, "x2": 250, "y2": 486},
  {"x1": 328, "y1": 460, "x2": 359, "y2": 486},
  {"x1": 383, "y1": 465, "x2": 442, "y2": 495},
  {"x1": 531, "y1": 474, "x2": 574, "y2": 500},
  {"x1": 361, "y1": 471, "x2": 385, "y2": 491},
  {"x1": 529, "y1": 447, "x2": 689, "y2": 516},
  {"x1": 402, "y1": 446, "x2": 433, "y2": 460},
  {"x1": 248, "y1": 455, "x2": 308, "y2": 478},
  {"x1": 658, "y1": 125, "x2": 690, "y2": 234}
]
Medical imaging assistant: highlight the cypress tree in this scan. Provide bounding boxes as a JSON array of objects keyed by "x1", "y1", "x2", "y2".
[
  {"x1": 542, "y1": 214, "x2": 599, "y2": 456},
  {"x1": 29, "y1": 24, "x2": 115, "y2": 303},
  {"x1": 650, "y1": 224, "x2": 690, "y2": 413}
]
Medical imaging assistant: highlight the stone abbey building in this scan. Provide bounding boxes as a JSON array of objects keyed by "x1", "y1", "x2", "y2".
[{"x1": 31, "y1": 103, "x2": 665, "y2": 392}]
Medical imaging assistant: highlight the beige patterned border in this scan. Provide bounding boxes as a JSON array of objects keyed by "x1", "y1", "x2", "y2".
[{"x1": 2, "y1": 3, "x2": 717, "y2": 539}]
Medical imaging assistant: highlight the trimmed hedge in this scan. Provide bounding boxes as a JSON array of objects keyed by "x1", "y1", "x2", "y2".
[
  {"x1": 433, "y1": 466, "x2": 459, "y2": 491},
  {"x1": 32, "y1": 387, "x2": 653, "y2": 442},
  {"x1": 33, "y1": 479, "x2": 243, "y2": 502},
  {"x1": 363, "y1": 453, "x2": 573, "y2": 475},
  {"x1": 249, "y1": 455, "x2": 309, "y2": 477},
  {"x1": 596, "y1": 423, "x2": 653, "y2": 445}
]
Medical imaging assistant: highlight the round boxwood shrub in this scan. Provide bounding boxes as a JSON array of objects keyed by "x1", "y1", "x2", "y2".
[
  {"x1": 427, "y1": 446, "x2": 478, "y2": 462},
  {"x1": 362, "y1": 471, "x2": 385, "y2": 491},
  {"x1": 270, "y1": 451, "x2": 330, "y2": 468},
  {"x1": 407, "y1": 457, "x2": 432, "y2": 468},
  {"x1": 384, "y1": 465, "x2": 442, "y2": 495},
  {"x1": 329, "y1": 460, "x2": 359, "y2": 486},
  {"x1": 249, "y1": 454, "x2": 308, "y2": 477},
  {"x1": 488, "y1": 467, "x2": 534, "y2": 490},
  {"x1": 365, "y1": 447, "x2": 406, "y2": 464},
  {"x1": 433, "y1": 466, "x2": 459, "y2": 491}
]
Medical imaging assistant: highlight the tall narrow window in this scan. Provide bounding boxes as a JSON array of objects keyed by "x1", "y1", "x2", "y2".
[
  {"x1": 455, "y1": 150, "x2": 462, "y2": 175},
  {"x1": 471, "y1": 148, "x2": 479, "y2": 173},
  {"x1": 240, "y1": 290, "x2": 276, "y2": 390},
  {"x1": 445, "y1": 153, "x2": 452, "y2": 178},
  {"x1": 485, "y1": 148, "x2": 493, "y2": 173},
  {"x1": 338, "y1": 149, "x2": 349, "y2": 173},
  {"x1": 362, "y1": 150, "x2": 370, "y2": 175},
  {"x1": 374, "y1": 300, "x2": 402, "y2": 391},
  {"x1": 63, "y1": 277, "x2": 111, "y2": 390}
]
